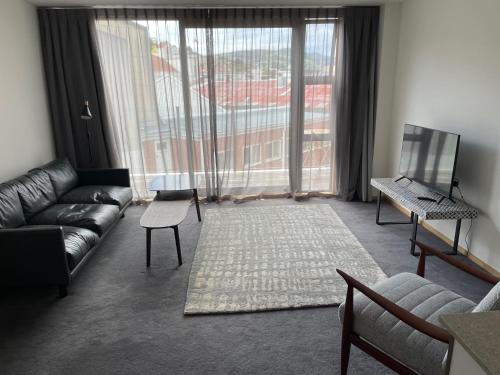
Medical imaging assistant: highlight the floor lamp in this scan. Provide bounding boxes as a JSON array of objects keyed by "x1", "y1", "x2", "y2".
[{"x1": 80, "y1": 100, "x2": 93, "y2": 167}]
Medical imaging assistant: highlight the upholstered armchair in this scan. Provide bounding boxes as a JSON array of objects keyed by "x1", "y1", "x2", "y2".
[{"x1": 337, "y1": 240, "x2": 500, "y2": 375}]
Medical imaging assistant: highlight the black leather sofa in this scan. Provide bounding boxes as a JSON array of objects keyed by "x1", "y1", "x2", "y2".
[{"x1": 0, "y1": 159, "x2": 132, "y2": 297}]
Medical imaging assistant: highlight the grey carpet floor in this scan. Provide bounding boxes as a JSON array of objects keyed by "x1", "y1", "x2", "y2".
[{"x1": 0, "y1": 198, "x2": 492, "y2": 375}]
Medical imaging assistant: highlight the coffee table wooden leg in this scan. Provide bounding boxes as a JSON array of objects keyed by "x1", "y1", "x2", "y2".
[
  {"x1": 146, "y1": 228, "x2": 152, "y2": 267},
  {"x1": 193, "y1": 188, "x2": 201, "y2": 222},
  {"x1": 173, "y1": 226, "x2": 182, "y2": 266}
]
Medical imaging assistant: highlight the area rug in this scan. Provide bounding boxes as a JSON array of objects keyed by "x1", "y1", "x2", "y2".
[{"x1": 184, "y1": 204, "x2": 386, "y2": 314}]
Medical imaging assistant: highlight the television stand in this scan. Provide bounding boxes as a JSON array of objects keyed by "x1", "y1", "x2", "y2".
[{"x1": 371, "y1": 178, "x2": 478, "y2": 256}]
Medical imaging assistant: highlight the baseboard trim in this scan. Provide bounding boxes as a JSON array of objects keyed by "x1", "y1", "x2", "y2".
[{"x1": 385, "y1": 198, "x2": 500, "y2": 277}]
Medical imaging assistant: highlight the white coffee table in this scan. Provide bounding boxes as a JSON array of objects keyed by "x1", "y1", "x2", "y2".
[{"x1": 139, "y1": 200, "x2": 190, "y2": 267}]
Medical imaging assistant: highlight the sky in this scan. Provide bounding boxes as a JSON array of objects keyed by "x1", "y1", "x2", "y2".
[{"x1": 136, "y1": 20, "x2": 334, "y2": 57}]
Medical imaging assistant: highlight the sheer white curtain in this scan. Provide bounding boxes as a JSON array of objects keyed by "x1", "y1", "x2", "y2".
[{"x1": 94, "y1": 8, "x2": 339, "y2": 200}]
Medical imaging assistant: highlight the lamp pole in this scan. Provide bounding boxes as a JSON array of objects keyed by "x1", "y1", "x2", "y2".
[{"x1": 80, "y1": 100, "x2": 93, "y2": 167}]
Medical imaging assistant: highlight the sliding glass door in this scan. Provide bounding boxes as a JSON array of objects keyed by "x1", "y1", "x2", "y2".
[
  {"x1": 301, "y1": 21, "x2": 336, "y2": 193},
  {"x1": 95, "y1": 9, "x2": 338, "y2": 199},
  {"x1": 184, "y1": 24, "x2": 292, "y2": 196}
]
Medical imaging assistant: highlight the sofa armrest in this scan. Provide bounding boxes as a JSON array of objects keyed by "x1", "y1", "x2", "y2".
[
  {"x1": 77, "y1": 168, "x2": 131, "y2": 187},
  {"x1": 0, "y1": 226, "x2": 70, "y2": 287}
]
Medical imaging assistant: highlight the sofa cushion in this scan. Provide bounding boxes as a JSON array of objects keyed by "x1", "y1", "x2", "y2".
[
  {"x1": 14, "y1": 170, "x2": 57, "y2": 219},
  {"x1": 59, "y1": 185, "x2": 132, "y2": 209},
  {"x1": 28, "y1": 204, "x2": 119, "y2": 236},
  {"x1": 338, "y1": 272, "x2": 476, "y2": 375},
  {"x1": 37, "y1": 158, "x2": 79, "y2": 197},
  {"x1": 0, "y1": 183, "x2": 26, "y2": 228},
  {"x1": 62, "y1": 226, "x2": 99, "y2": 270},
  {"x1": 472, "y1": 282, "x2": 500, "y2": 312}
]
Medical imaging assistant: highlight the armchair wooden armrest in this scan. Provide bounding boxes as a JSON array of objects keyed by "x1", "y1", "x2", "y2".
[
  {"x1": 336, "y1": 269, "x2": 451, "y2": 344},
  {"x1": 413, "y1": 240, "x2": 500, "y2": 284}
]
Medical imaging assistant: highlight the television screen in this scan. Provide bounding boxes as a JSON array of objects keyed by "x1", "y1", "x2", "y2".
[{"x1": 399, "y1": 124, "x2": 460, "y2": 198}]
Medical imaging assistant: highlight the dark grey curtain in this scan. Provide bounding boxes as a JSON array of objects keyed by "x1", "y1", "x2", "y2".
[
  {"x1": 38, "y1": 9, "x2": 116, "y2": 169},
  {"x1": 334, "y1": 7, "x2": 379, "y2": 201}
]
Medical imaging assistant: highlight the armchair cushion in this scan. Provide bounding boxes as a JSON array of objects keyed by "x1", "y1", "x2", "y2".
[
  {"x1": 0, "y1": 183, "x2": 25, "y2": 228},
  {"x1": 28, "y1": 204, "x2": 119, "y2": 237},
  {"x1": 59, "y1": 185, "x2": 132, "y2": 209},
  {"x1": 338, "y1": 272, "x2": 476, "y2": 375},
  {"x1": 37, "y1": 158, "x2": 79, "y2": 197},
  {"x1": 472, "y1": 282, "x2": 500, "y2": 312}
]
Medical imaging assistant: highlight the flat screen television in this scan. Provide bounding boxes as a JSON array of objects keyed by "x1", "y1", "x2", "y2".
[{"x1": 398, "y1": 124, "x2": 460, "y2": 199}]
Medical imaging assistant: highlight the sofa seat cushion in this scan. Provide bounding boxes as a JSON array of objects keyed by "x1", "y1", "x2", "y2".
[
  {"x1": 62, "y1": 226, "x2": 99, "y2": 270},
  {"x1": 59, "y1": 185, "x2": 132, "y2": 209},
  {"x1": 13, "y1": 170, "x2": 57, "y2": 219},
  {"x1": 28, "y1": 204, "x2": 119, "y2": 236},
  {"x1": 0, "y1": 183, "x2": 25, "y2": 228},
  {"x1": 37, "y1": 158, "x2": 79, "y2": 197},
  {"x1": 338, "y1": 273, "x2": 476, "y2": 375}
]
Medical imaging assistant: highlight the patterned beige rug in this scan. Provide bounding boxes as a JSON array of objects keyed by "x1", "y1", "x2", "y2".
[{"x1": 184, "y1": 204, "x2": 386, "y2": 314}]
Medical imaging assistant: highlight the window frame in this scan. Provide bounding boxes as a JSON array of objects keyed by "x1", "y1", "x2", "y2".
[{"x1": 243, "y1": 144, "x2": 262, "y2": 167}]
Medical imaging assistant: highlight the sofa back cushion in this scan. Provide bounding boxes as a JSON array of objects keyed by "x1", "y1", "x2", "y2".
[
  {"x1": 472, "y1": 282, "x2": 500, "y2": 312},
  {"x1": 14, "y1": 170, "x2": 57, "y2": 219},
  {"x1": 38, "y1": 158, "x2": 78, "y2": 197},
  {"x1": 0, "y1": 183, "x2": 26, "y2": 228}
]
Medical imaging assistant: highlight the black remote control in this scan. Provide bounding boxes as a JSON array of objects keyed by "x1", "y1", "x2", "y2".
[{"x1": 417, "y1": 197, "x2": 437, "y2": 202}]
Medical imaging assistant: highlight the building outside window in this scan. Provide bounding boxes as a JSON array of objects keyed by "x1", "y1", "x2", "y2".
[
  {"x1": 265, "y1": 140, "x2": 283, "y2": 161},
  {"x1": 244, "y1": 144, "x2": 262, "y2": 167}
]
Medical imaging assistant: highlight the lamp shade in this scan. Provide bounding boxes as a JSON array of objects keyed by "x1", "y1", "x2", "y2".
[{"x1": 80, "y1": 100, "x2": 92, "y2": 120}]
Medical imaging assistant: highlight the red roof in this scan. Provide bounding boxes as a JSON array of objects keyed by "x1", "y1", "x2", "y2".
[
  {"x1": 304, "y1": 85, "x2": 331, "y2": 110},
  {"x1": 197, "y1": 80, "x2": 331, "y2": 110}
]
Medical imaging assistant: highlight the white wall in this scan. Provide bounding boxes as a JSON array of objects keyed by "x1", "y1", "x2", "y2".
[
  {"x1": 388, "y1": 0, "x2": 500, "y2": 271},
  {"x1": 0, "y1": 0, "x2": 54, "y2": 181}
]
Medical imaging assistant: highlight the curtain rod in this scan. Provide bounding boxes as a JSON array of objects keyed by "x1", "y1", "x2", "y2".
[{"x1": 41, "y1": 5, "x2": 362, "y2": 10}]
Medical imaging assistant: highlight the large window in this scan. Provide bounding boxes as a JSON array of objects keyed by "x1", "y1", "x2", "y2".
[
  {"x1": 184, "y1": 23, "x2": 292, "y2": 191},
  {"x1": 301, "y1": 21, "x2": 336, "y2": 192},
  {"x1": 95, "y1": 10, "x2": 337, "y2": 198}
]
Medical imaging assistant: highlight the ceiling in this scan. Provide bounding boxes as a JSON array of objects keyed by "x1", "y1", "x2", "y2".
[{"x1": 28, "y1": 0, "x2": 401, "y2": 7}]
